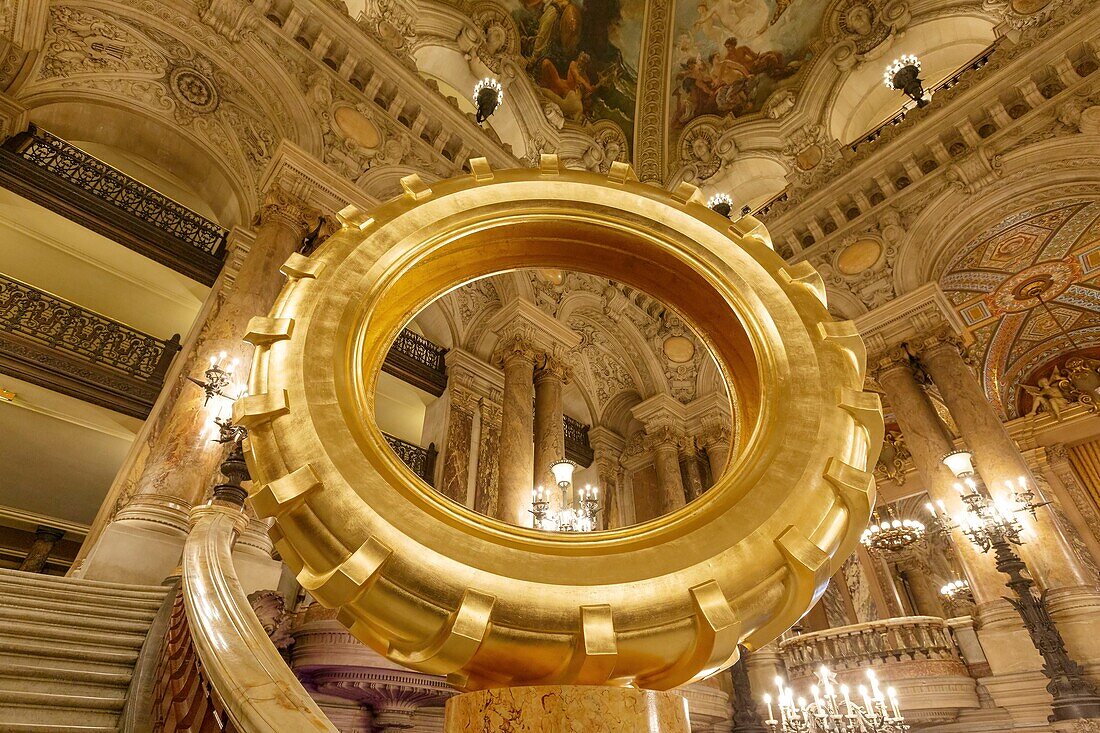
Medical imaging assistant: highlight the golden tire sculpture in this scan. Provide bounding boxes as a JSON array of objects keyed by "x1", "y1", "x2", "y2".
[{"x1": 236, "y1": 157, "x2": 882, "y2": 691}]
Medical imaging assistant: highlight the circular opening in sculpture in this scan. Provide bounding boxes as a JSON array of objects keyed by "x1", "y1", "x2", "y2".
[
  {"x1": 372, "y1": 267, "x2": 737, "y2": 532},
  {"x1": 343, "y1": 210, "x2": 772, "y2": 548}
]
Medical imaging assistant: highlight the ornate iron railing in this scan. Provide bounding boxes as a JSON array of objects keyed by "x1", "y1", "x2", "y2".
[
  {"x1": 0, "y1": 272, "x2": 181, "y2": 417},
  {"x1": 382, "y1": 328, "x2": 448, "y2": 396},
  {"x1": 0, "y1": 126, "x2": 227, "y2": 285},
  {"x1": 564, "y1": 414, "x2": 594, "y2": 467},
  {"x1": 383, "y1": 432, "x2": 438, "y2": 486}
]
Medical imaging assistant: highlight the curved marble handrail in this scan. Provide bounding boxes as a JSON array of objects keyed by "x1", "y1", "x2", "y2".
[
  {"x1": 780, "y1": 616, "x2": 961, "y2": 677},
  {"x1": 182, "y1": 502, "x2": 338, "y2": 732}
]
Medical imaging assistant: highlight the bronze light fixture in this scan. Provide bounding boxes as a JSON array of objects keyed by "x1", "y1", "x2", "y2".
[
  {"x1": 707, "y1": 193, "x2": 734, "y2": 218},
  {"x1": 884, "y1": 55, "x2": 928, "y2": 108},
  {"x1": 473, "y1": 77, "x2": 504, "y2": 125}
]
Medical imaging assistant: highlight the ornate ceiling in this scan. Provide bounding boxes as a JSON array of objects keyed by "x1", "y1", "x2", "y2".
[{"x1": 937, "y1": 198, "x2": 1100, "y2": 418}]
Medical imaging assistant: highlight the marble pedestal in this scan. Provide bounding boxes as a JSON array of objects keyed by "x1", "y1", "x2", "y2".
[{"x1": 443, "y1": 685, "x2": 690, "y2": 732}]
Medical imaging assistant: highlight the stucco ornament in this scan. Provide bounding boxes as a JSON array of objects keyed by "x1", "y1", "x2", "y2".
[
  {"x1": 238, "y1": 160, "x2": 880, "y2": 691},
  {"x1": 458, "y1": 5, "x2": 519, "y2": 75},
  {"x1": 678, "y1": 120, "x2": 737, "y2": 184},
  {"x1": 829, "y1": 0, "x2": 911, "y2": 70}
]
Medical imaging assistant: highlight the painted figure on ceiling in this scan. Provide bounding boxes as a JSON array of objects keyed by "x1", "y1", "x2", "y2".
[{"x1": 509, "y1": 0, "x2": 640, "y2": 136}]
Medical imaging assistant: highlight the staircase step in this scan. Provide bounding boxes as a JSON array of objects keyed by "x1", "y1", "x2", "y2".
[
  {"x1": 0, "y1": 592, "x2": 160, "y2": 623},
  {"x1": 0, "y1": 662, "x2": 130, "y2": 697},
  {"x1": 0, "y1": 568, "x2": 167, "y2": 597},
  {"x1": 0, "y1": 691, "x2": 123, "y2": 726},
  {"x1": 0, "y1": 605, "x2": 151, "y2": 636},
  {"x1": 0, "y1": 620, "x2": 146, "y2": 651},
  {"x1": 0, "y1": 581, "x2": 165, "y2": 611},
  {"x1": 0, "y1": 721, "x2": 117, "y2": 726},
  {"x1": 0, "y1": 639, "x2": 138, "y2": 674}
]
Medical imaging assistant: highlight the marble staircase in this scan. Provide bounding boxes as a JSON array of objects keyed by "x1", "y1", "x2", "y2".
[{"x1": 0, "y1": 567, "x2": 170, "y2": 733}]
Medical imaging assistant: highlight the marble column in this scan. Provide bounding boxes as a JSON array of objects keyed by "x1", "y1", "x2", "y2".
[
  {"x1": 918, "y1": 333, "x2": 1093, "y2": 590},
  {"x1": 895, "y1": 552, "x2": 946, "y2": 617},
  {"x1": 533, "y1": 352, "x2": 569, "y2": 491},
  {"x1": 493, "y1": 333, "x2": 537, "y2": 527},
  {"x1": 700, "y1": 421, "x2": 733, "y2": 483},
  {"x1": 474, "y1": 398, "x2": 502, "y2": 517},
  {"x1": 80, "y1": 189, "x2": 320, "y2": 584},
  {"x1": 18, "y1": 526, "x2": 65, "y2": 573},
  {"x1": 438, "y1": 384, "x2": 478, "y2": 505},
  {"x1": 589, "y1": 427, "x2": 626, "y2": 530},
  {"x1": 679, "y1": 437, "x2": 705, "y2": 502},
  {"x1": 856, "y1": 545, "x2": 906, "y2": 619},
  {"x1": 873, "y1": 348, "x2": 1005, "y2": 606},
  {"x1": 645, "y1": 426, "x2": 688, "y2": 516}
]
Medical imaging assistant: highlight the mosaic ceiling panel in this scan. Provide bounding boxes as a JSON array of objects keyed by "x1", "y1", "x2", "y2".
[
  {"x1": 670, "y1": 0, "x2": 827, "y2": 130},
  {"x1": 938, "y1": 199, "x2": 1100, "y2": 418},
  {"x1": 508, "y1": 0, "x2": 643, "y2": 139}
]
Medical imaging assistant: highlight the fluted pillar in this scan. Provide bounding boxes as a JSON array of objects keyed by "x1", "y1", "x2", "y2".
[
  {"x1": 493, "y1": 333, "x2": 537, "y2": 527},
  {"x1": 917, "y1": 333, "x2": 1093, "y2": 590},
  {"x1": 872, "y1": 348, "x2": 1005, "y2": 606},
  {"x1": 679, "y1": 437, "x2": 705, "y2": 502},
  {"x1": 79, "y1": 188, "x2": 320, "y2": 584},
  {"x1": 474, "y1": 398, "x2": 502, "y2": 517},
  {"x1": 533, "y1": 352, "x2": 569, "y2": 490},
  {"x1": 18, "y1": 526, "x2": 65, "y2": 573},
  {"x1": 645, "y1": 426, "x2": 688, "y2": 516}
]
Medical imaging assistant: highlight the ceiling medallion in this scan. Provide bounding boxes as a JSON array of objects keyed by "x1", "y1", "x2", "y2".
[
  {"x1": 990, "y1": 260, "x2": 1075, "y2": 314},
  {"x1": 169, "y1": 66, "x2": 220, "y2": 114}
]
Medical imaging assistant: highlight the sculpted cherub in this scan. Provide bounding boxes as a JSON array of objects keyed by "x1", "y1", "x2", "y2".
[{"x1": 1023, "y1": 366, "x2": 1072, "y2": 421}]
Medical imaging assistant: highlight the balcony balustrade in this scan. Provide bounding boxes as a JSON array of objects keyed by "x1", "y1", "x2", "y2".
[
  {"x1": 0, "y1": 272, "x2": 181, "y2": 418},
  {"x1": 0, "y1": 125, "x2": 228, "y2": 285},
  {"x1": 564, "y1": 414, "x2": 594, "y2": 467},
  {"x1": 382, "y1": 432, "x2": 437, "y2": 486},
  {"x1": 779, "y1": 616, "x2": 981, "y2": 725},
  {"x1": 382, "y1": 328, "x2": 448, "y2": 397}
]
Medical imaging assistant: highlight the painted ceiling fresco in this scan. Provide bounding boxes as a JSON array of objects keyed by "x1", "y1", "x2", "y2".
[
  {"x1": 670, "y1": 0, "x2": 829, "y2": 132},
  {"x1": 508, "y1": 0, "x2": 643, "y2": 139},
  {"x1": 938, "y1": 199, "x2": 1100, "y2": 419}
]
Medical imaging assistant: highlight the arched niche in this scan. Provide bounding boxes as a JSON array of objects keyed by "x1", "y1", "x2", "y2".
[
  {"x1": 701, "y1": 156, "x2": 788, "y2": 213},
  {"x1": 413, "y1": 44, "x2": 529, "y2": 158},
  {"x1": 828, "y1": 15, "x2": 996, "y2": 145},
  {"x1": 27, "y1": 100, "x2": 250, "y2": 226}
]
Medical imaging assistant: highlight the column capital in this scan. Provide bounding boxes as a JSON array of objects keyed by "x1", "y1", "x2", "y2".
[
  {"x1": 491, "y1": 327, "x2": 540, "y2": 368},
  {"x1": 678, "y1": 435, "x2": 701, "y2": 458},
  {"x1": 258, "y1": 186, "x2": 323, "y2": 241},
  {"x1": 643, "y1": 424, "x2": 683, "y2": 452},
  {"x1": 856, "y1": 282, "x2": 969, "y2": 361},
  {"x1": 534, "y1": 348, "x2": 573, "y2": 385},
  {"x1": 487, "y1": 299, "x2": 581, "y2": 365},
  {"x1": 868, "y1": 343, "x2": 918, "y2": 380}
]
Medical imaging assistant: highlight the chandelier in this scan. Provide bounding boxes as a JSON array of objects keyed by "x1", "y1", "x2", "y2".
[
  {"x1": 883, "y1": 54, "x2": 928, "y2": 107},
  {"x1": 861, "y1": 506, "x2": 925, "y2": 553},
  {"x1": 530, "y1": 460, "x2": 600, "y2": 532},
  {"x1": 707, "y1": 193, "x2": 734, "y2": 218},
  {"x1": 763, "y1": 666, "x2": 908, "y2": 733},
  {"x1": 473, "y1": 77, "x2": 504, "y2": 125},
  {"x1": 940, "y1": 579, "x2": 973, "y2": 604}
]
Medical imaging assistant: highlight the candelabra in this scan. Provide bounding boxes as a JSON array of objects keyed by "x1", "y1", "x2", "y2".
[
  {"x1": 762, "y1": 667, "x2": 907, "y2": 733},
  {"x1": 941, "y1": 449, "x2": 1100, "y2": 721},
  {"x1": 883, "y1": 54, "x2": 928, "y2": 107},
  {"x1": 861, "y1": 506, "x2": 925, "y2": 554},
  {"x1": 939, "y1": 578, "x2": 974, "y2": 615},
  {"x1": 188, "y1": 351, "x2": 239, "y2": 405},
  {"x1": 473, "y1": 77, "x2": 504, "y2": 124},
  {"x1": 530, "y1": 460, "x2": 600, "y2": 532}
]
